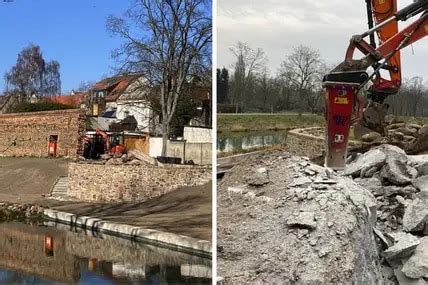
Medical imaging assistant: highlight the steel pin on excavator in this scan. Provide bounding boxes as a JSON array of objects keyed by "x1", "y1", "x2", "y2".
[{"x1": 323, "y1": 0, "x2": 427, "y2": 169}]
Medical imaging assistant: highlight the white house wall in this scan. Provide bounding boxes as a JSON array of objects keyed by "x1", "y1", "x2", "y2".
[
  {"x1": 149, "y1": 137, "x2": 163, "y2": 158},
  {"x1": 183, "y1": 126, "x2": 212, "y2": 143},
  {"x1": 116, "y1": 101, "x2": 152, "y2": 133}
]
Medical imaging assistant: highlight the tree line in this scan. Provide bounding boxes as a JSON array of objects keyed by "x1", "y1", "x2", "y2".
[{"x1": 218, "y1": 41, "x2": 428, "y2": 117}]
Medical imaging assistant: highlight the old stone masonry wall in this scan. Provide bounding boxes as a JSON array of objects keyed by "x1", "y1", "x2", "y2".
[
  {"x1": 67, "y1": 162, "x2": 211, "y2": 202},
  {"x1": 0, "y1": 109, "x2": 85, "y2": 157}
]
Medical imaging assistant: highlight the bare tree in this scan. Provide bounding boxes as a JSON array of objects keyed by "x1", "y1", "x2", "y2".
[
  {"x1": 43, "y1": 60, "x2": 61, "y2": 97},
  {"x1": 75, "y1": 81, "x2": 95, "y2": 92},
  {"x1": 387, "y1": 76, "x2": 427, "y2": 117},
  {"x1": 230, "y1": 41, "x2": 266, "y2": 113},
  {"x1": 107, "y1": 0, "x2": 212, "y2": 155},
  {"x1": 279, "y1": 45, "x2": 324, "y2": 114},
  {"x1": 4, "y1": 44, "x2": 61, "y2": 101}
]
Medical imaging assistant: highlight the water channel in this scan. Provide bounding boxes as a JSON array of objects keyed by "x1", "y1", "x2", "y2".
[
  {"x1": 0, "y1": 222, "x2": 211, "y2": 284},
  {"x1": 217, "y1": 130, "x2": 288, "y2": 153}
]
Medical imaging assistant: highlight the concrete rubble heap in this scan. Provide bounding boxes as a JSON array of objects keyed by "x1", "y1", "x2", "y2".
[
  {"x1": 218, "y1": 153, "x2": 382, "y2": 283},
  {"x1": 359, "y1": 119, "x2": 428, "y2": 154},
  {"x1": 74, "y1": 152, "x2": 154, "y2": 166},
  {"x1": 218, "y1": 146, "x2": 428, "y2": 284},
  {"x1": 346, "y1": 144, "x2": 428, "y2": 283}
]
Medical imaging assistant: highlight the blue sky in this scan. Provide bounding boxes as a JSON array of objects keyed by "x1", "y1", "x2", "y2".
[{"x1": 0, "y1": 0, "x2": 133, "y2": 93}]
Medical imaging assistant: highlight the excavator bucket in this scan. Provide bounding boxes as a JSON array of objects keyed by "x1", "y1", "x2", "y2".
[{"x1": 324, "y1": 83, "x2": 359, "y2": 169}]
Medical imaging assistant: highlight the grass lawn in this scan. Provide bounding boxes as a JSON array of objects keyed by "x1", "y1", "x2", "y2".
[
  {"x1": 217, "y1": 113, "x2": 325, "y2": 133},
  {"x1": 218, "y1": 113, "x2": 428, "y2": 133}
]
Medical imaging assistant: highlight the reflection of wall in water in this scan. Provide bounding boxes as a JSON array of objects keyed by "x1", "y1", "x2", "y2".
[
  {"x1": 63, "y1": 228, "x2": 212, "y2": 282},
  {"x1": 64, "y1": 229, "x2": 210, "y2": 267},
  {"x1": 0, "y1": 223, "x2": 80, "y2": 283}
]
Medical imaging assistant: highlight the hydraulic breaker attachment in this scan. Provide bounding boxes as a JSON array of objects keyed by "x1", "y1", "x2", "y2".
[
  {"x1": 323, "y1": 0, "x2": 427, "y2": 169},
  {"x1": 324, "y1": 82, "x2": 359, "y2": 169}
]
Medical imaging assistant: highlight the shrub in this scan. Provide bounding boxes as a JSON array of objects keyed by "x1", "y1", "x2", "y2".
[{"x1": 10, "y1": 102, "x2": 74, "y2": 113}]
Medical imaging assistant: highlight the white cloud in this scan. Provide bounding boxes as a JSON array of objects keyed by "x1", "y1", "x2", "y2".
[{"x1": 217, "y1": 0, "x2": 428, "y2": 80}]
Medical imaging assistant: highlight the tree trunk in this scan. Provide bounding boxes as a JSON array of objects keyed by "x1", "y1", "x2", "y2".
[{"x1": 161, "y1": 121, "x2": 169, "y2": 156}]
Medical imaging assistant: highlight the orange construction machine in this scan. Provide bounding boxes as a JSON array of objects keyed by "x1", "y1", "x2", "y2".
[
  {"x1": 323, "y1": 0, "x2": 427, "y2": 169},
  {"x1": 83, "y1": 129, "x2": 126, "y2": 159}
]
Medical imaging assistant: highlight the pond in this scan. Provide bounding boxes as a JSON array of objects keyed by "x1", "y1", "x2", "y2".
[
  {"x1": 0, "y1": 222, "x2": 211, "y2": 284},
  {"x1": 217, "y1": 130, "x2": 288, "y2": 153}
]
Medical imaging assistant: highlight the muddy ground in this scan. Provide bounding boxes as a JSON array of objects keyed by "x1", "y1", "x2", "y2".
[{"x1": 0, "y1": 157, "x2": 69, "y2": 203}]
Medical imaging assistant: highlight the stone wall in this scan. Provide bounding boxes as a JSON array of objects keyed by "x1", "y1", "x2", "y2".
[
  {"x1": 286, "y1": 127, "x2": 326, "y2": 158},
  {"x1": 67, "y1": 162, "x2": 211, "y2": 202},
  {"x1": 286, "y1": 127, "x2": 361, "y2": 158},
  {"x1": 0, "y1": 109, "x2": 85, "y2": 157}
]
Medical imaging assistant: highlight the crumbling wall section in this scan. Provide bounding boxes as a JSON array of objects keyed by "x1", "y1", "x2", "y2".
[
  {"x1": 286, "y1": 127, "x2": 326, "y2": 158},
  {"x1": 0, "y1": 109, "x2": 85, "y2": 157},
  {"x1": 67, "y1": 162, "x2": 211, "y2": 202},
  {"x1": 286, "y1": 127, "x2": 361, "y2": 158}
]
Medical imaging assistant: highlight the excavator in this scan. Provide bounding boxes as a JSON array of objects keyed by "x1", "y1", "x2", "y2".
[
  {"x1": 323, "y1": 0, "x2": 427, "y2": 169},
  {"x1": 83, "y1": 129, "x2": 126, "y2": 159}
]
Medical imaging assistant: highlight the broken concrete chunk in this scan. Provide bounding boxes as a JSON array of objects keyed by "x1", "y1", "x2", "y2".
[
  {"x1": 345, "y1": 149, "x2": 386, "y2": 177},
  {"x1": 403, "y1": 192, "x2": 428, "y2": 233},
  {"x1": 402, "y1": 237, "x2": 428, "y2": 279},
  {"x1": 418, "y1": 124, "x2": 428, "y2": 136},
  {"x1": 290, "y1": 176, "x2": 312, "y2": 187},
  {"x1": 413, "y1": 175, "x2": 428, "y2": 193},
  {"x1": 246, "y1": 170, "x2": 269, "y2": 186},
  {"x1": 286, "y1": 211, "x2": 317, "y2": 230},
  {"x1": 381, "y1": 157, "x2": 413, "y2": 186},
  {"x1": 304, "y1": 168, "x2": 316, "y2": 176},
  {"x1": 415, "y1": 162, "x2": 428, "y2": 177},
  {"x1": 373, "y1": 227, "x2": 392, "y2": 248},
  {"x1": 361, "y1": 166, "x2": 380, "y2": 178},
  {"x1": 378, "y1": 144, "x2": 407, "y2": 156},
  {"x1": 256, "y1": 167, "x2": 267, "y2": 174},
  {"x1": 394, "y1": 266, "x2": 427, "y2": 285},
  {"x1": 313, "y1": 179, "x2": 337, "y2": 185},
  {"x1": 386, "y1": 122, "x2": 406, "y2": 130},
  {"x1": 407, "y1": 123, "x2": 422, "y2": 130},
  {"x1": 381, "y1": 185, "x2": 418, "y2": 197},
  {"x1": 362, "y1": 132, "x2": 382, "y2": 142},
  {"x1": 383, "y1": 232, "x2": 419, "y2": 261},
  {"x1": 396, "y1": 127, "x2": 418, "y2": 137},
  {"x1": 227, "y1": 185, "x2": 247, "y2": 194}
]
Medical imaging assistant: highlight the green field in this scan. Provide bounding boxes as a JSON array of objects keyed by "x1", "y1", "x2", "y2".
[
  {"x1": 218, "y1": 113, "x2": 428, "y2": 133},
  {"x1": 217, "y1": 113, "x2": 325, "y2": 133}
]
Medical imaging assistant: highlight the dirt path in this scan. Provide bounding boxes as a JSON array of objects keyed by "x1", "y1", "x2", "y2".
[{"x1": 0, "y1": 157, "x2": 69, "y2": 203}]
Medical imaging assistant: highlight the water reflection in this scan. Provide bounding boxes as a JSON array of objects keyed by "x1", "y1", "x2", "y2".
[
  {"x1": 0, "y1": 222, "x2": 211, "y2": 284},
  {"x1": 217, "y1": 131, "x2": 287, "y2": 153}
]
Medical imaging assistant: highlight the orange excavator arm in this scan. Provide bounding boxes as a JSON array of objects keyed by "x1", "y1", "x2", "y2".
[
  {"x1": 369, "y1": 0, "x2": 402, "y2": 92},
  {"x1": 95, "y1": 128, "x2": 110, "y2": 152},
  {"x1": 323, "y1": 0, "x2": 427, "y2": 169}
]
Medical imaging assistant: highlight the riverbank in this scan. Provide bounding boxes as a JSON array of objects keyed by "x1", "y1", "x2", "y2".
[
  {"x1": 0, "y1": 202, "x2": 45, "y2": 222},
  {"x1": 0, "y1": 180, "x2": 212, "y2": 255},
  {"x1": 217, "y1": 113, "x2": 325, "y2": 133},
  {"x1": 217, "y1": 145, "x2": 288, "y2": 158},
  {"x1": 0, "y1": 157, "x2": 212, "y2": 256}
]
